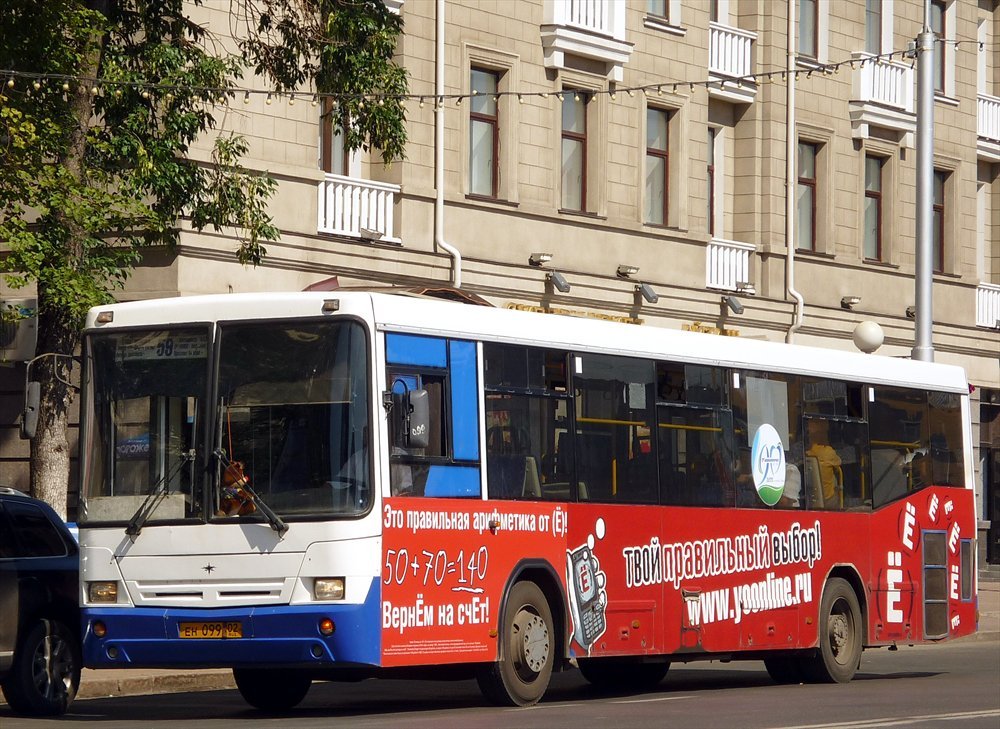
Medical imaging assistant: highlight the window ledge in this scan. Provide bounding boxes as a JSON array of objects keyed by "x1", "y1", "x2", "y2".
[
  {"x1": 934, "y1": 93, "x2": 960, "y2": 108},
  {"x1": 465, "y1": 194, "x2": 519, "y2": 208},
  {"x1": 794, "y1": 248, "x2": 835, "y2": 259},
  {"x1": 643, "y1": 16, "x2": 686, "y2": 36},
  {"x1": 863, "y1": 258, "x2": 901, "y2": 270},
  {"x1": 558, "y1": 209, "x2": 607, "y2": 221}
]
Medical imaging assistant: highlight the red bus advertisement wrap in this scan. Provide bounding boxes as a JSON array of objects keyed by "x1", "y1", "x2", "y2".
[{"x1": 383, "y1": 486, "x2": 976, "y2": 667}]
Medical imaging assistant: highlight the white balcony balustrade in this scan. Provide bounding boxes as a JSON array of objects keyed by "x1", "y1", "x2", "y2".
[
  {"x1": 707, "y1": 22, "x2": 757, "y2": 104},
  {"x1": 976, "y1": 283, "x2": 1000, "y2": 329},
  {"x1": 978, "y1": 94, "x2": 1000, "y2": 161},
  {"x1": 706, "y1": 238, "x2": 755, "y2": 292},
  {"x1": 541, "y1": 0, "x2": 632, "y2": 81},
  {"x1": 849, "y1": 53, "x2": 915, "y2": 146},
  {"x1": 317, "y1": 174, "x2": 400, "y2": 243}
]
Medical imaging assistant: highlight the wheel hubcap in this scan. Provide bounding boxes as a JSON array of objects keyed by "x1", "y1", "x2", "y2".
[
  {"x1": 828, "y1": 603, "x2": 852, "y2": 665},
  {"x1": 512, "y1": 608, "x2": 550, "y2": 678},
  {"x1": 32, "y1": 634, "x2": 72, "y2": 701}
]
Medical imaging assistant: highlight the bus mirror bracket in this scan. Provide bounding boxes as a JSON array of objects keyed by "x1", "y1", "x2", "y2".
[{"x1": 20, "y1": 353, "x2": 79, "y2": 440}]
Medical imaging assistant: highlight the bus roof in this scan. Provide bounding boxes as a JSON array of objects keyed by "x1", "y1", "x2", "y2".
[{"x1": 87, "y1": 291, "x2": 969, "y2": 394}]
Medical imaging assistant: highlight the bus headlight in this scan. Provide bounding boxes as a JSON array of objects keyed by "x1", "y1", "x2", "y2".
[
  {"x1": 314, "y1": 578, "x2": 345, "y2": 601},
  {"x1": 88, "y1": 581, "x2": 119, "y2": 603}
]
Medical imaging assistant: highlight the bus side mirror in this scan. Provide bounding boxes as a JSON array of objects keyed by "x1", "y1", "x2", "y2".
[
  {"x1": 406, "y1": 389, "x2": 430, "y2": 450},
  {"x1": 21, "y1": 381, "x2": 39, "y2": 440}
]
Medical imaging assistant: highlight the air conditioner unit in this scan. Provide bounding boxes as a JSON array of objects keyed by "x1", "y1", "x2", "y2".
[{"x1": 0, "y1": 298, "x2": 38, "y2": 363}]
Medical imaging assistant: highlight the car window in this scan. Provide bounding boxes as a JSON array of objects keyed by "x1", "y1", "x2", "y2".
[
  {"x1": 0, "y1": 508, "x2": 15, "y2": 558},
  {"x1": 4, "y1": 502, "x2": 67, "y2": 558}
]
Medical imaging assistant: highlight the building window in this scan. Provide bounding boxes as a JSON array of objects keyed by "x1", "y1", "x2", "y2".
[
  {"x1": 931, "y1": 0, "x2": 945, "y2": 94},
  {"x1": 707, "y1": 127, "x2": 716, "y2": 236},
  {"x1": 865, "y1": 0, "x2": 882, "y2": 54},
  {"x1": 799, "y1": 0, "x2": 818, "y2": 59},
  {"x1": 864, "y1": 155, "x2": 884, "y2": 260},
  {"x1": 648, "y1": 0, "x2": 666, "y2": 18},
  {"x1": 469, "y1": 69, "x2": 499, "y2": 198},
  {"x1": 933, "y1": 170, "x2": 946, "y2": 273},
  {"x1": 561, "y1": 91, "x2": 588, "y2": 212},
  {"x1": 320, "y1": 99, "x2": 349, "y2": 176},
  {"x1": 709, "y1": 0, "x2": 719, "y2": 22},
  {"x1": 645, "y1": 108, "x2": 670, "y2": 225},
  {"x1": 796, "y1": 142, "x2": 817, "y2": 251}
]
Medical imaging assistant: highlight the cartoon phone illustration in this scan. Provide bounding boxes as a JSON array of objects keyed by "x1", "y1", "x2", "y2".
[{"x1": 566, "y1": 544, "x2": 607, "y2": 651}]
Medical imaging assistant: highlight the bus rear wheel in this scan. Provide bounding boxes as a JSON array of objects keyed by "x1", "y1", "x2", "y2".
[
  {"x1": 800, "y1": 577, "x2": 862, "y2": 684},
  {"x1": 578, "y1": 658, "x2": 670, "y2": 691},
  {"x1": 233, "y1": 668, "x2": 311, "y2": 710},
  {"x1": 476, "y1": 581, "x2": 554, "y2": 707}
]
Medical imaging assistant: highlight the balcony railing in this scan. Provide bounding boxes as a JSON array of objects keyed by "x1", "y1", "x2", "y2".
[
  {"x1": 709, "y1": 22, "x2": 756, "y2": 79},
  {"x1": 980, "y1": 94, "x2": 1000, "y2": 140},
  {"x1": 854, "y1": 54, "x2": 914, "y2": 112},
  {"x1": 976, "y1": 282, "x2": 1000, "y2": 329},
  {"x1": 541, "y1": 0, "x2": 632, "y2": 81},
  {"x1": 548, "y1": 0, "x2": 624, "y2": 39},
  {"x1": 317, "y1": 174, "x2": 400, "y2": 243},
  {"x1": 706, "y1": 238, "x2": 755, "y2": 291},
  {"x1": 978, "y1": 94, "x2": 1000, "y2": 161}
]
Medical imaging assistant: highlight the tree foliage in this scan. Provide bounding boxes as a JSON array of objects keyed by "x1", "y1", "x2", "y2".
[{"x1": 0, "y1": 0, "x2": 408, "y2": 516}]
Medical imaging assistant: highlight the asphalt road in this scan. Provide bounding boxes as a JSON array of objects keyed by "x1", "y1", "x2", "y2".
[{"x1": 4, "y1": 639, "x2": 998, "y2": 729}]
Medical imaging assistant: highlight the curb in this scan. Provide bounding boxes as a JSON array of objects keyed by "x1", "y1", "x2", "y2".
[{"x1": 76, "y1": 670, "x2": 236, "y2": 701}]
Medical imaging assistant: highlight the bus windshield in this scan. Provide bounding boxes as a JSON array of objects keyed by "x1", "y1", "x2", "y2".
[
  {"x1": 215, "y1": 320, "x2": 371, "y2": 518},
  {"x1": 81, "y1": 327, "x2": 210, "y2": 524},
  {"x1": 80, "y1": 319, "x2": 371, "y2": 524}
]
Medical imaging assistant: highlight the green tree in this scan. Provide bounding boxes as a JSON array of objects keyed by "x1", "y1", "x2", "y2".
[{"x1": 0, "y1": 0, "x2": 407, "y2": 518}]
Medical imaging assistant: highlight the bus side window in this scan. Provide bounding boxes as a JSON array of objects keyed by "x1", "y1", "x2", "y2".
[
  {"x1": 387, "y1": 370, "x2": 446, "y2": 496},
  {"x1": 870, "y1": 387, "x2": 930, "y2": 508},
  {"x1": 654, "y1": 362, "x2": 735, "y2": 507},
  {"x1": 574, "y1": 354, "x2": 657, "y2": 505},
  {"x1": 483, "y1": 344, "x2": 570, "y2": 501}
]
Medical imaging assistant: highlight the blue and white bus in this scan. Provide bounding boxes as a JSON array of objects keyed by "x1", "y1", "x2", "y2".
[{"x1": 77, "y1": 290, "x2": 978, "y2": 710}]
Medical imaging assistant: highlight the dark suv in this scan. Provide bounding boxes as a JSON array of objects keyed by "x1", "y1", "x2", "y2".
[{"x1": 0, "y1": 487, "x2": 81, "y2": 716}]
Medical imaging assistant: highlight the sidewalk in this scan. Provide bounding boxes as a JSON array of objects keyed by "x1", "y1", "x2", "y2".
[{"x1": 65, "y1": 577, "x2": 1000, "y2": 701}]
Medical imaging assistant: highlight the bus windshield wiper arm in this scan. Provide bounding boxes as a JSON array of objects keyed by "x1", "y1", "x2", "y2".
[
  {"x1": 213, "y1": 449, "x2": 288, "y2": 538},
  {"x1": 125, "y1": 449, "x2": 196, "y2": 539}
]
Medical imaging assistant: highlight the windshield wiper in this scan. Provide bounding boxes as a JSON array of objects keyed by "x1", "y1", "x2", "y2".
[
  {"x1": 125, "y1": 449, "x2": 196, "y2": 539},
  {"x1": 213, "y1": 449, "x2": 288, "y2": 538}
]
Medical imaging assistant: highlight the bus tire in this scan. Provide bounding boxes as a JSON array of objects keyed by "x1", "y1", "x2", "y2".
[
  {"x1": 233, "y1": 668, "x2": 311, "y2": 710},
  {"x1": 763, "y1": 656, "x2": 803, "y2": 684},
  {"x1": 578, "y1": 658, "x2": 669, "y2": 691},
  {"x1": 476, "y1": 580, "x2": 554, "y2": 707},
  {"x1": 0, "y1": 619, "x2": 80, "y2": 716},
  {"x1": 800, "y1": 577, "x2": 862, "y2": 684}
]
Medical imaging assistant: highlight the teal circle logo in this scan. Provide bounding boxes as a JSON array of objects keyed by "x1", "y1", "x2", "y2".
[{"x1": 751, "y1": 423, "x2": 785, "y2": 507}]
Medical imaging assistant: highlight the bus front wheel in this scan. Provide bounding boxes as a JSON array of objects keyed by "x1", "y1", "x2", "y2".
[
  {"x1": 233, "y1": 668, "x2": 311, "y2": 710},
  {"x1": 476, "y1": 580, "x2": 554, "y2": 707},
  {"x1": 800, "y1": 577, "x2": 862, "y2": 684}
]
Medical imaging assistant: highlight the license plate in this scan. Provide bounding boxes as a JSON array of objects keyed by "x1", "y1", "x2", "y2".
[{"x1": 178, "y1": 621, "x2": 243, "y2": 639}]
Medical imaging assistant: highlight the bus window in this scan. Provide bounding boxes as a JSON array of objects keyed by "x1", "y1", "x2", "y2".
[
  {"x1": 387, "y1": 370, "x2": 447, "y2": 496},
  {"x1": 484, "y1": 344, "x2": 570, "y2": 501},
  {"x1": 928, "y1": 391, "x2": 964, "y2": 487},
  {"x1": 870, "y1": 387, "x2": 930, "y2": 508},
  {"x1": 574, "y1": 354, "x2": 657, "y2": 504},
  {"x1": 656, "y1": 362, "x2": 734, "y2": 507},
  {"x1": 217, "y1": 320, "x2": 371, "y2": 516}
]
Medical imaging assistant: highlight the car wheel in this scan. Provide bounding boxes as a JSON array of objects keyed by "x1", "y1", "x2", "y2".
[{"x1": 1, "y1": 619, "x2": 80, "y2": 716}]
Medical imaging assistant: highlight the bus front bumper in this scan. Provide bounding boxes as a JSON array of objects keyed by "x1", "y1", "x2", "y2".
[{"x1": 82, "y1": 599, "x2": 381, "y2": 669}]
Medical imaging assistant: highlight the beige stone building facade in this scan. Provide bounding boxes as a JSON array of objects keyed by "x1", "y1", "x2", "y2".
[{"x1": 1, "y1": 0, "x2": 998, "y2": 560}]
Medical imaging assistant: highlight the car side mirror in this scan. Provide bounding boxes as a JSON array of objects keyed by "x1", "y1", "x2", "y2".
[
  {"x1": 405, "y1": 389, "x2": 430, "y2": 450},
  {"x1": 21, "y1": 380, "x2": 39, "y2": 440}
]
